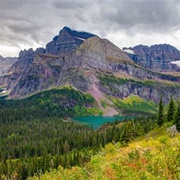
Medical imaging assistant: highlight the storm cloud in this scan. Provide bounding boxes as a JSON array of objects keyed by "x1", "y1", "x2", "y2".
[{"x1": 0, "y1": 0, "x2": 180, "y2": 57}]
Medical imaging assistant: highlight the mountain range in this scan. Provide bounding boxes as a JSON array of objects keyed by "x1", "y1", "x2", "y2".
[
  {"x1": 0, "y1": 26, "x2": 180, "y2": 115},
  {"x1": 123, "y1": 44, "x2": 180, "y2": 72}
]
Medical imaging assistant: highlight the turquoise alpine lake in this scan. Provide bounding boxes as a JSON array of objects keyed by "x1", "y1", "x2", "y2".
[{"x1": 73, "y1": 116, "x2": 131, "y2": 129}]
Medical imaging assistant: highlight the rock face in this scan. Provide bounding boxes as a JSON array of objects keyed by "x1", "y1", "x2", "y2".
[
  {"x1": 123, "y1": 44, "x2": 180, "y2": 72},
  {"x1": 0, "y1": 55, "x2": 17, "y2": 76},
  {"x1": 0, "y1": 27, "x2": 180, "y2": 105}
]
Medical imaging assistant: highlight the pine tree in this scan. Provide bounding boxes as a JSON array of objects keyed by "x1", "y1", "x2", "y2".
[
  {"x1": 167, "y1": 96, "x2": 175, "y2": 122},
  {"x1": 175, "y1": 101, "x2": 180, "y2": 131},
  {"x1": 121, "y1": 121, "x2": 136, "y2": 142},
  {"x1": 157, "y1": 95, "x2": 164, "y2": 127}
]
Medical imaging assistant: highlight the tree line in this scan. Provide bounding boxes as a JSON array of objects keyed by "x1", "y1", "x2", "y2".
[{"x1": 157, "y1": 95, "x2": 180, "y2": 131}]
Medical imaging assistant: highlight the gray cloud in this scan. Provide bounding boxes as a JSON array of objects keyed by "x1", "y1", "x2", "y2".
[
  {"x1": 96, "y1": 1, "x2": 180, "y2": 33},
  {"x1": 0, "y1": 0, "x2": 180, "y2": 57}
]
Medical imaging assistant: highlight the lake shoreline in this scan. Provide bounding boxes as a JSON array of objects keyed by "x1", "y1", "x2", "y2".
[{"x1": 72, "y1": 116, "x2": 132, "y2": 129}]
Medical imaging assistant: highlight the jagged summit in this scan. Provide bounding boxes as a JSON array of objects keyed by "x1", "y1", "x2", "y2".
[
  {"x1": 133, "y1": 44, "x2": 180, "y2": 53},
  {"x1": 45, "y1": 26, "x2": 96, "y2": 55},
  {"x1": 62, "y1": 26, "x2": 96, "y2": 40}
]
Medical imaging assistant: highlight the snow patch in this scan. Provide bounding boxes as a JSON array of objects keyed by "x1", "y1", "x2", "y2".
[
  {"x1": 123, "y1": 49, "x2": 135, "y2": 54},
  {"x1": 171, "y1": 60, "x2": 180, "y2": 67},
  {"x1": 74, "y1": 36, "x2": 85, "y2": 41},
  {"x1": 2, "y1": 90, "x2": 7, "y2": 93}
]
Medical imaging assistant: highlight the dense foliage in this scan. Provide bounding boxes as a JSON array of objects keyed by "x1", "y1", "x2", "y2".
[
  {"x1": 0, "y1": 116, "x2": 157, "y2": 179},
  {"x1": 175, "y1": 101, "x2": 180, "y2": 131},
  {"x1": 167, "y1": 96, "x2": 175, "y2": 122},
  {"x1": 33, "y1": 126, "x2": 180, "y2": 180}
]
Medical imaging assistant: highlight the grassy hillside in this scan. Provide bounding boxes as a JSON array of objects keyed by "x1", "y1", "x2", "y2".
[
  {"x1": 111, "y1": 95, "x2": 157, "y2": 115},
  {"x1": 31, "y1": 125, "x2": 180, "y2": 180}
]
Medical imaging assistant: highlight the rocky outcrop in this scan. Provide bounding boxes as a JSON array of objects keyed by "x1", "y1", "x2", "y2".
[{"x1": 123, "y1": 44, "x2": 180, "y2": 72}]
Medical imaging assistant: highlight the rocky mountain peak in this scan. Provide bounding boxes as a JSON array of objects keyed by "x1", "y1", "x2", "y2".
[
  {"x1": 62, "y1": 26, "x2": 96, "y2": 39},
  {"x1": 45, "y1": 26, "x2": 96, "y2": 55},
  {"x1": 77, "y1": 37, "x2": 133, "y2": 64},
  {"x1": 150, "y1": 44, "x2": 179, "y2": 52}
]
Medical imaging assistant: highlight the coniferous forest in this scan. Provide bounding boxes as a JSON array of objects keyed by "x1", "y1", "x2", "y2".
[{"x1": 0, "y1": 88, "x2": 179, "y2": 179}]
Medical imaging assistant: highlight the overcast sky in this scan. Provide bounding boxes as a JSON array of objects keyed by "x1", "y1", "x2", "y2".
[{"x1": 0, "y1": 0, "x2": 180, "y2": 57}]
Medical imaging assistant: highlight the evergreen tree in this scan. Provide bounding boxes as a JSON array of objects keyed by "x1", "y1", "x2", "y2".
[
  {"x1": 167, "y1": 96, "x2": 175, "y2": 122},
  {"x1": 175, "y1": 101, "x2": 180, "y2": 131},
  {"x1": 157, "y1": 95, "x2": 164, "y2": 127}
]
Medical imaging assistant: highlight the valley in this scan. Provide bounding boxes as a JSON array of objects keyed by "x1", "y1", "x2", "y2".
[{"x1": 0, "y1": 26, "x2": 179, "y2": 179}]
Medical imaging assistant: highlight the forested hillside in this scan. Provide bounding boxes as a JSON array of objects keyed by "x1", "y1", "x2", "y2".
[
  {"x1": 0, "y1": 116, "x2": 157, "y2": 179},
  {"x1": 0, "y1": 95, "x2": 180, "y2": 179},
  {"x1": 32, "y1": 125, "x2": 180, "y2": 180},
  {"x1": 0, "y1": 86, "x2": 102, "y2": 122}
]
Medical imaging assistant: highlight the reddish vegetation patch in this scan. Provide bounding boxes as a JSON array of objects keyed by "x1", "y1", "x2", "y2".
[{"x1": 105, "y1": 167, "x2": 116, "y2": 180}]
